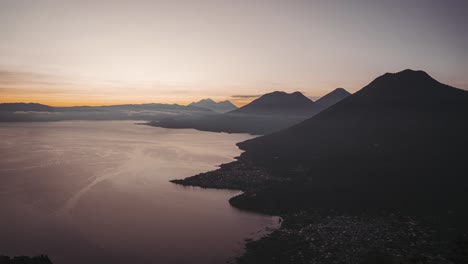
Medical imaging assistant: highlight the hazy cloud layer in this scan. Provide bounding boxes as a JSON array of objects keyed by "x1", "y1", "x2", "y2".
[{"x1": 0, "y1": 0, "x2": 467, "y2": 105}]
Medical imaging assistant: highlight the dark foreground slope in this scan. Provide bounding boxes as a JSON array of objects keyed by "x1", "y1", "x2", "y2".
[
  {"x1": 175, "y1": 69, "x2": 468, "y2": 214},
  {"x1": 236, "y1": 69, "x2": 468, "y2": 214},
  {"x1": 172, "y1": 70, "x2": 468, "y2": 263},
  {"x1": 155, "y1": 90, "x2": 349, "y2": 135}
]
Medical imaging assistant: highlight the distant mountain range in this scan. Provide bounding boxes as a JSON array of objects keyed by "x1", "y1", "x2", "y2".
[
  {"x1": 0, "y1": 102, "x2": 212, "y2": 122},
  {"x1": 189, "y1": 99, "x2": 237, "y2": 113},
  {"x1": 234, "y1": 69, "x2": 468, "y2": 216},
  {"x1": 154, "y1": 89, "x2": 350, "y2": 134},
  {"x1": 0, "y1": 90, "x2": 350, "y2": 130}
]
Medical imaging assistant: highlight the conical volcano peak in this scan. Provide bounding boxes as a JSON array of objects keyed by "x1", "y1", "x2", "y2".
[
  {"x1": 333, "y1": 87, "x2": 348, "y2": 93},
  {"x1": 359, "y1": 69, "x2": 449, "y2": 98},
  {"x1": 189, "y1": 98, "x2": 237, "y2": 113},
  {"x1": 229, "y1": 91, "x2": 315, "y2": 116},
  {"x1": 199, "y1": 98, "x2": 216, "y2": 104},
  {"x1": 327, "y1": 88, "x2": 350, "y2": 96},
  {"x1": 313, "y1": 88, "x2": 351, "y2": 110},
  {"x1": 379, "y1": 69, "x2": 434, "y2": 83},
  {"x1": 391, "y1": 69, "x2": 429, "y2": 75},
  {"x1": 261, "y1": 91, "x2": 310, "y2": 102},
  {"x1": 318, "y1": 69, "x2": 468, "y2": 113},
  {"x1": 263, "y1": 91, "x2": 295, "y2": 97},
  {"x1": 255, "y1": 91, "x2": 311, "y2": 102}
]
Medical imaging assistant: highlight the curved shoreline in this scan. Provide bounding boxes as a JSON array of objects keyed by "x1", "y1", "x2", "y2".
[{"x1": 170, "y1": 157, "x2": 468, "y2": 264}]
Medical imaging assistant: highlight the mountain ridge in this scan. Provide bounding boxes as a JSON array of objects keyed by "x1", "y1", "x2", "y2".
[
  {"x1": 0, "y1": 102, "x2": 212, "y2": 122},
  {"x1": 234, "y1": 69, "x2": 468, "y2": 213},
  {"x1": 189, "y1": 98, "x2": 237, "y2": 113},
  {"x1": 154, "y1": 88, "x2": 350, "y2": 135},
  {"x1": 229, "y1": 91, "x2": 315, "y2": 116}
]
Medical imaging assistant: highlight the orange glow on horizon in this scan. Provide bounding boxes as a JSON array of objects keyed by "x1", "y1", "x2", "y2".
[{"x1": 0, "y1": 95, "x2": 249, "y2": 108}]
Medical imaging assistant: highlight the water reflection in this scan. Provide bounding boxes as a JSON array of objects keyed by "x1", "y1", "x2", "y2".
[{"x1": 0, "y1": 121, "x2": 278, "y2": 264}]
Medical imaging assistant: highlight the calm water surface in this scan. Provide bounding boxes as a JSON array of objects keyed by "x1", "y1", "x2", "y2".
[{"x1": 0, "y1": 121, "x2": 278, "y2": 264}]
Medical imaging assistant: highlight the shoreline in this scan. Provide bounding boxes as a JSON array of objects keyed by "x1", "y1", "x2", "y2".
[{"x1": 171, "y1": 158, "x2": 468, "y2": 264}]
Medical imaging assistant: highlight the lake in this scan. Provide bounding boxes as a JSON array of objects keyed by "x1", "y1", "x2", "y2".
[{"x1": 0, "y1": 121, "x2": 279, "y2": 264}]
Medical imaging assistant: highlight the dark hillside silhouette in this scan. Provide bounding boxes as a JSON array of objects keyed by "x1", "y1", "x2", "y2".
[{"x1": 234, "y1": 70, "x2": 468, "y2": 220}]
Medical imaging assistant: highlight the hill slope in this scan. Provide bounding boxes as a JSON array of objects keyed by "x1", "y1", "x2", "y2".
[
  {"x1": 237, "y1": 69, "x2": 468, "y2": 212},
  {"x1": 170, "y1": 70, "x2": 468, "y2": 263}
]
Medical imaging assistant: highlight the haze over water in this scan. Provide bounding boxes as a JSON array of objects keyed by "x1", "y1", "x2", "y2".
[{"x1": 0, "y1": 121, "x2": 278, "y2": 264}]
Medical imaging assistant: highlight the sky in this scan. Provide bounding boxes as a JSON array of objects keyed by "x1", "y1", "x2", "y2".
[{"x1": 0, "y1": 0, "x2": 467, "y2": 106}]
